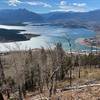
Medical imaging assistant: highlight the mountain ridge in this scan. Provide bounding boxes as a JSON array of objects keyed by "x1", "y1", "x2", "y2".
[
  {"x1": 0, "y1": 9, "x2": 100, "y2": 24},
  {"x1": 0, "y1": 9, "x2": 44, "y2": 24}
]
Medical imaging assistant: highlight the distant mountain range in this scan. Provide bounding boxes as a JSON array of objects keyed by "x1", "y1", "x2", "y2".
[
  {"x1": 42, "y1": 10, "x2": 100, "y2": 23},
  {"x1": 0, "y1": 9, "x2": 44, "y2": 24},
  {"x1": 0, "y1": 9, "x2": 100, "y2": 43},
  {"x1": 0, "y1": 9, "x2": 100, "y2": 24}
]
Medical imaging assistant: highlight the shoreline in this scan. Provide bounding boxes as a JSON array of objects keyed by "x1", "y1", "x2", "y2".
[{"x1": 75, "y1": 38, "x2": 100, "y2": 49}]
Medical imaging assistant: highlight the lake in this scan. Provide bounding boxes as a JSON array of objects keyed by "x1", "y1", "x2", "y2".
[{"x1": 0, "y1": 23, "x2": 96, "y2": 52}]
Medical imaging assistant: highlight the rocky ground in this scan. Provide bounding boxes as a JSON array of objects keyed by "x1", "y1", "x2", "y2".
[{"x1": 5, "y1": 81, "x2": 99, "y2": 100}]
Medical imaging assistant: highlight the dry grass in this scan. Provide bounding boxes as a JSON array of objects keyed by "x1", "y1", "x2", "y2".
[
  {"x1": 56, "y1": 67, "x2": 100, "y2": 89},
  {"x1": 52, "y1": 85, "x2": 100, "y2": 100},
  {"x1": 2, "y1": 52, "x2": 100, "y2": 100},
  {"x1": 51, "y1": 67, "x2": 100, "y2": 100},
  {"x1": 3, "y1": 67, "x2": 100, "y2": 100}
]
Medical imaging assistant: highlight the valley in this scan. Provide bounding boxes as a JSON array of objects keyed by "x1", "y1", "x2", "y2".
[
  {"x1": 0, "y1": 9, "x2": 99, "y2": 51},
  {"x1": 0, "y1": 7, "x2": 100, "y2": 100}
]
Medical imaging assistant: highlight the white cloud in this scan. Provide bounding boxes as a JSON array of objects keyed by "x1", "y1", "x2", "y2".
[
  {"x1": 8, "y1": 0, "x2": 21, "y2": 6},
  {"x1": 60, "y1": 1, "x2": 66, "y2": 5},
  {"x1": 8, "y1": 0, "x2": 52, "y2": 8},
  {"x1": 52, "y1": 1, "x2": 87, "y2": 12},
  {"x1": 27, "y1": 1, "x2": 52, "y2": 8},
  {"x1": 73, "y1": 3, "x2": 86, "y2": 7}
]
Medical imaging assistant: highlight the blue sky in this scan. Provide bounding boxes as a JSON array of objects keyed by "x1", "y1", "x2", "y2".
[{"x1": 0, "y1": 0, "x2": 100, "y2": 13}]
